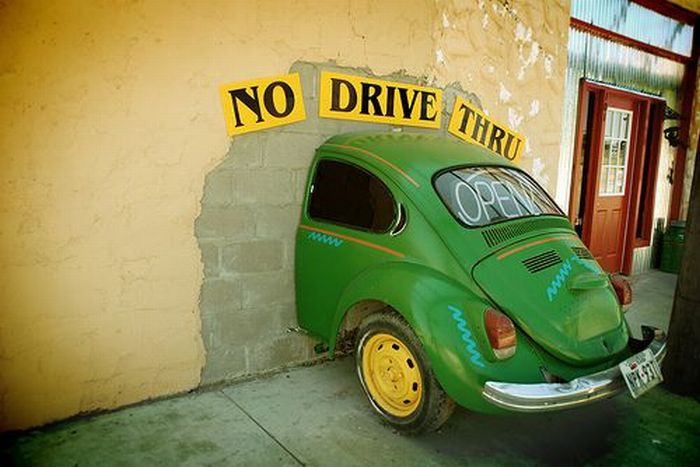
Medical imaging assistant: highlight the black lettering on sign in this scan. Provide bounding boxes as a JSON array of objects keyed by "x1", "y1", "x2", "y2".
[
  {"x1": 330, "y1": 78, "x2": 357, "y2": 112},
  {"x1": 448, "y1": 95, "x2": 525, "y2": 164},
  {"x1": 398, "y1": 88, "x2": 420, "y2": 119},
  {"x1": 503, "y1": 133, "x2": 523, "y2": 161},
  {"x1": 319, "y1": 71, "x2": 442, "y2": 129},
  {"x1": 471, "y1": 114, "x2": 490, "y2": 146},
  {"x1": 360, "y1": 82, "x2": 384, "y2": 116},
  {"x1": 385, "y1": 86, "x2": 396, "y2": 118},
  {"x1": 488, "y1": 125, "x2": 507, "y2": 155},
  {"x1": 263, "y1": 81, "x2": 295, "y2": 118},
  {"x1": 419, "y1": 91, "x2": 438, "y2": 122},
  {"x1": 219, "y1": 73, "x2": 306, "y2": 136},
  {"x1": 228, "y1": 86, "x2": 264, "y2": 128},
  {"x1": 457, "y1": 103, "x2": 475, "y2": 133}
]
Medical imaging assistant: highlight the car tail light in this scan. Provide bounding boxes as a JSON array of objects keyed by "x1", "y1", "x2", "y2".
[
  {"x1": 610, "y1": 274, "x2": 632, "y2": 307},
  {"x1": 484, "y1": 308, "x2": 516, "y2": 359}
]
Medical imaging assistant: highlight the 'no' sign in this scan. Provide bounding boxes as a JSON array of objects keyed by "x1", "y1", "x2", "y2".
[{"x1": 219, "y1": 73, "x2": 306, "y2": 136}]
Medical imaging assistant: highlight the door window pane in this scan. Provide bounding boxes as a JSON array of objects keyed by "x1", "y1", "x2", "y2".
[
  {"x1": 603, "y1": 141, "x2": 611, "y2": 164},
  {"x1": 615, "y1": 169, "x2": 625, "y2": 193},
  {"x1": 613, "y1": 112, "x2": 621, "y2": 137},
  {"x1": 621, "y1": 114, "x2": 630, "y2": 136},
  {"x1": 308, "y1": 159, "x2": 396, "y2": 232},
  {"x1": 599, "y1": 108, "x2": 632, "y2": 196},
  {"x1": 610, "y1": 141, "x2": 619, "y2": 165},
  {"x1": 619, "y1": 140, "x2": 627, "y2": 164},
  {"x1": 607, "y1": 168, "x2": 615, "y2": 192}
]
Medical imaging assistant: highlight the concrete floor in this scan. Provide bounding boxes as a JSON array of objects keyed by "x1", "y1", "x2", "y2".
[
  {"x1": 625, "y1": 269, "x2": 677, "y2": 338},
  {"x1": 3, "y1": 269, "x2": 698, "y2": 466}
]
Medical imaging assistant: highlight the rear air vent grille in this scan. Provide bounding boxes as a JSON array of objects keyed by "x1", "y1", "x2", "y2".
[
  {"x1": 572, "y1": 246, "x2": 593, "y2": 260},
  {"x1": 481, "y1": 217, "x2": 572, "y2": 248},
  {"x1": 522, "y1": 250, "x2": 562, "y2": 273}
]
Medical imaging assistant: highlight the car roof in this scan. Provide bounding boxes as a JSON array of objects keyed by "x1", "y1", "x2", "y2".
[{"x1": 319, "y1": 131, "x2": 517, "y2": 185}]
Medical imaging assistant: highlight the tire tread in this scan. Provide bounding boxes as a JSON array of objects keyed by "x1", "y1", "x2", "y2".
[{"x1": 355, "y1": 309, "x2": 455, "y2": 434}]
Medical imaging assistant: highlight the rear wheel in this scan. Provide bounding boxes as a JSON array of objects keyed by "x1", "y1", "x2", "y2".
[{"x1": 355, "y1": 311, "x2": 455, "y2": 434}]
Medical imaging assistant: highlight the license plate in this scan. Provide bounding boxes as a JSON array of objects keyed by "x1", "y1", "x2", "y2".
[{"x1": 619, "y1": 349, "x2": 663, "y2": 399}]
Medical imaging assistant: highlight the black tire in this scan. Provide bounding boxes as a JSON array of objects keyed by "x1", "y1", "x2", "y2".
[{"x1": 354, "y1": 310, "x2": 455, "y2": 434}]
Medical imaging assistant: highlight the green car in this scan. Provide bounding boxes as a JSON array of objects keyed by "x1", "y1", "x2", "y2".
[{"x1": 295, "y1": 131, "x2": 666, "y2": 433}]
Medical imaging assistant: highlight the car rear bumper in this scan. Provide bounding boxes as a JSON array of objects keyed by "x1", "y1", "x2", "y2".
[{"x1": 482, "y1": 327, "x2": 667, "y2": 412}]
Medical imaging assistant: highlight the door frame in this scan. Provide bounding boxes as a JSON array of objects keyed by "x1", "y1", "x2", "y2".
[{"x1": 569, "y1": 79, "x2": 665, "y2": 274}]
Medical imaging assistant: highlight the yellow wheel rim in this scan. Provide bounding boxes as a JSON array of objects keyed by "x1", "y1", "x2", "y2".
[{"x1": 361, "y1": 332, "x2": 423, "y2": 417}]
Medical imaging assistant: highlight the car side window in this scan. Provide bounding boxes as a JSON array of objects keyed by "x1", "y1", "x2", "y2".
[{"x1": 308, "y1": 159, "x2": 396, "y2": 233}]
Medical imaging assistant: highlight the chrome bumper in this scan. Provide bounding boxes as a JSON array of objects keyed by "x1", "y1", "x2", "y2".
[{"x1": 482, "y1": 328, "x2": 667, "y2": 412}]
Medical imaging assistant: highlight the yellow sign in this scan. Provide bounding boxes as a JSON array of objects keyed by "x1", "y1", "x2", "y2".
[
  {"x1": 219, "y1": 73, "x2": 306, "y2": 136},
  {"x1": 319, "y1": 71, "x2": 441, "y2": 129},
  {"x1": 448, "y1": 96, "x2": 524, "y2": 164}
]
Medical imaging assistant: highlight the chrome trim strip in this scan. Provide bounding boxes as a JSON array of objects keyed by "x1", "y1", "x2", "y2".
[
  {"x1": 482, "y1": 332, "x2": 667, "y2": 412},
  {"x1": 390, "y1": 204, "x2": 407, "y2": 237}
]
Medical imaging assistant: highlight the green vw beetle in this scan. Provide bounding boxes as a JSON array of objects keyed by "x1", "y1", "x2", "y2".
[{"x1": 295, "y1": 131, "x2": 666, "y2": 433}]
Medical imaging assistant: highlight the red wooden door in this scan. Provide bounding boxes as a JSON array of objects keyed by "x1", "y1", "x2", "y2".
[{"x1": 587, "y1": 94, "x2": 636, "y2": 273}]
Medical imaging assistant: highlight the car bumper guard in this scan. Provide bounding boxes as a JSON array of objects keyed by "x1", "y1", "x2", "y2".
[{"x1": 482, "y1": 326, "x2": 667, "y2": 412}]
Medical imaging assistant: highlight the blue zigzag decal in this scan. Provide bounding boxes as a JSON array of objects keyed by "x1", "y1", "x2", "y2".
[
  {"x1": 546, "y1": 254, "x2": 602, "y2": 302},
  {"x1": 307, "y1": 231, "x2": 344, "y2": 247},
  {"x1": 448, "y1": 305, "x2": 486, "y2": 368},
  {"x1": 546, "y1": 258, "x2": 573, "y2": 302}
]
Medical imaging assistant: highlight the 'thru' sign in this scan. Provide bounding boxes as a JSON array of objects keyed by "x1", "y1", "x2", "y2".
[{"x1": 448, "y1": 96, "x2": 524, "y2": 164}]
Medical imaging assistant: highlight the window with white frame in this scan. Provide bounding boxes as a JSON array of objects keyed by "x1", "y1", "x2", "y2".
[{"x1": 599, "y1": 108, "x2": 632, "y2": 196}]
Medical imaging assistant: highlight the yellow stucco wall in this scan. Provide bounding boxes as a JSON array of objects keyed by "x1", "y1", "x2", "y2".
[
  {"x1": 430, "y1": 0, "x2": 570, "y2": 190},
  {"x1": 0, "y1": 0, "x2": 570, "y2": 431}
]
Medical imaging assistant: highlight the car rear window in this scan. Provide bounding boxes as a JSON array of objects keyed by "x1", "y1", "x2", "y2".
[{"x1": 434, "y1": 166, "x2": 563, "y2": 227}]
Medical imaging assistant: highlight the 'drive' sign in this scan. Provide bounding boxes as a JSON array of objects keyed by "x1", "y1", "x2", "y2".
[
  {"x1": 219, "y1": 73, "x2": 306, "y2": 136},
  {"x1": 448, "y1": 96, "x2": 524, "y2": 164},
  {"x1": 319, "y1": 71, "x2": 441, "y2": 129}
]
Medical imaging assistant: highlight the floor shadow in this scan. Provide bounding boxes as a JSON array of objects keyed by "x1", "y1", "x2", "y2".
[{"x1": 415, "y1": 398, "x2": 624, "y2": 466}]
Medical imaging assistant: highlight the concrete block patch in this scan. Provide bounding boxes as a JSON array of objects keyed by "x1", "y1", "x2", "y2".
[
  {"x1": 201, "y1": 170, "x2": 234, "y2": 207},
  {"x1": 195, "y1": 61, "x2": 479, "y2": 386},
  {"x1": 222, "y1": 241, "x2": 285, "y2": 274},
  {"x1": 263, "y1": 133, "x2": 323, "y2": 169},
  {"x1": 218, "y1": 133, "x2": 266, "y2": 169},
  {"x1": 201, "y1": 347, "x2": 249, "y2": 382},
  {"x1": 200, "y1": 278, "x2": 242, "y2": 313},
  {"x1": 195, "y1": 206, "x2": 255, "y2": 240},
  {"x1": 247, "y1": 333, "x2": 314, "y2": 374},
  {"x1": 239, "y1": 271, "x2": 295, "y2": 309},
  {"x1": 198, "y1": 242, "x2": 220, "y2": 277},
  {"x1": 231, "y1": 169, "x2": 294, "y2": 206},
  {"x1": 253, "y1": 205, "x2": 302, "y2": 240}
]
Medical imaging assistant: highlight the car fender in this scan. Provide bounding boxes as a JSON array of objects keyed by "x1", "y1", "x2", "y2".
[{"x1": 330, "y1": 261, "x2": 527, "y2": 411}]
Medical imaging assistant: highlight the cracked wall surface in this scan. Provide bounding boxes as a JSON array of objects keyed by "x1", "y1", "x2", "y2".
[
  {"x1": 430, "y1": 0, "x2": 570, "y2": 192},
  {"x1": 0, "y1": 0, "x2": 570, "y2": 430}
]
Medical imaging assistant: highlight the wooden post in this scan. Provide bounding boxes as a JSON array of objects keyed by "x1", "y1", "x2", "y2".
[{"x1": 663, "y1": 135, "x2": 700, "y2": 396}]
